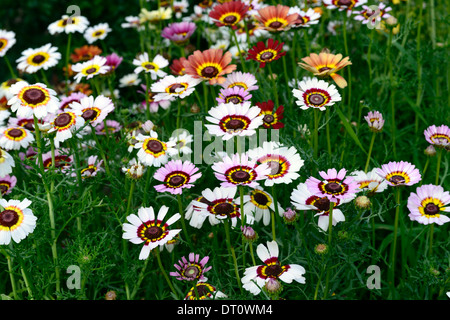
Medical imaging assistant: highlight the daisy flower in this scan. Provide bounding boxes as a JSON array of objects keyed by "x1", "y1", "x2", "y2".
[
  {"x1": 161, "y1": 22, "x2": 197, "y2": 45},
  {"x1": 0, "y1": 198, "x2": 37, "y2": 245},
  {"x1": 291, "y1": 182, "x2": 346, "y2": 231},
  {"x1": 0, "y1": 175, "x2": 16, "y2": 196},
  {"x1": 41, "y1": 149, "x2": 73, "y2": 173},
  {"x1": 170, "y1": 253, "x2": 212, "y2": 282},
  {"x1": 254, "y1": 4, "x2": 300, "y2": 32},
  {"x1": 242, "y1": 187, "x2": 284, "y2": 226},
  {"x1": 119, "y1": 73, "x2": 142, "y2": 88},
  {"x1": 353, "y1": 3, "x2": 392, "y2": 27},
  {"x1": 246, "y1": 38, "x2": 286, "y2": 68},
  {"x1": 323, "y1": 0, "x2": 367, "y2": 15},
  {"x1": 212, "y1": 152, "x2": 271, "y2": 188},
  {"x1": 305, "y1": 168, "x2": 359, "y2": 203},
  {"x1": 0, "y1": 148, "x2": 15, "y2": 177},
  {"x1": 150, "y1": 75, "x2": 201, "y2": 102},
  {"x1": 184, "y1": 281, "x2": 228, "y2": 300},
  {"x1": 208, "y1": 1, "x2": 250, "y2": 28},
  {"x1": 48, "y1": 14, "x2": 90, "y2": 35},
  {"x1": 289, "y1": 7, "x2": 322, "y2": 28},
  {"x1": 122, "y1": 158, "x2": 146, "y2": 180},
  {"x1": 183, "y1": 48, "x2": 237, "y2": 85},
  {"x1": 95, "y1": 119, "x2": 122, "y2": 135},
  {"x1": 79, "y1": 155, "x2": 104, "y2": 179},
  {"x1": 122, "y1": 205, "x2": 182, "y2": 260},
  {"x1": 72, "y1": 55, "x2": 109, "y2": 83},
  {"x1": 205, "y1": 101, "x2": 264, "y2": 141},
  {"x1": 16, "y1": 43, "x2": 61, "y2": 74},
  {"x1": 170, "y1": 57, "x2": 188, "y2": 76},
  {"x1": 70, "y1": 45, "x2": 102, "y2": 63},
  {"x1": 105, "y1": 53, "x2": 123, "y2": 73},
  {"x1": 48, "y1": 110, "x2": 85, "y2": 148},
  {"x1": 256, "y1": 100, "x2": 284, "y2": 129},
  {"x1": 221, "y1": 71, "x2": 259, "y2": 92},
  {"x1": 407, "y1": 184, "x2": 450, "y2": 225},
  {"x1": 68, "y1": 94, "x2": 114, "y2": 127},
  {"x1": 349, "y1": 169, "x2": 388, "y2": 194},
  {"x1": 364, "y1": 110, "x2": 385, "y2": 132},
  {"x1": 298, "y1": 49, "x2": 352, "y2": 88},
  {"x1": 8, "y1": 81, "x2": 59, "y2": 119},
  {"x1": 134, "y1": 131, "x2": 175, "y2": 167},
  {"x1": 242, "y1": 240, "x2": 306, "y2": 296},
  {"x1": 0, "y1": 30, "x2": 16, "y2": 57},
  {"x1": 59, "y1": 92, "x2": 87, "y2": 112},
  {"x1": 0, "y1": 126, "x2": 34, "y2": 151},
  {"x1": 293, "y1": 77, "x2": 342, "y2": 111},
  {"x1": 248, "y1": 141, "x2": 304, "y2": 187},
  {"x1": 424, "y1": 124, "x2": 450, "y2": 148},
  {"x1": 84, "y1": 23, "x2": 112, "y2": 44},
  {"x1": 154, "y1": 160, "x2": 202, "y2": 195},
  {"x1": 172, "y1": 0, "x2": 190, "y2": 19},
  {"x1": 166, "y1": 131, "x2": 193, "y2": 157},
  {"x1": 133, "y1": 53, "x2": 169, "y2": 80},
  {"x1": 189, "y1": 186, "x2": 241, "y2": 229},
  {"x1": 121, "y1": 16, "x2": 143, "y2": 30},
  {"x1": 216, "y1": 86, "x2": 252, "y2": 104},
  {"x1": 376, "y1": 161, "x2": 422, "y2": 187}
]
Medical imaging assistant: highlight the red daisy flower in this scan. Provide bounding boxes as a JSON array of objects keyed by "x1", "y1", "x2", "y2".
[
  {"x1": 209, "y1": 1, "x2": 250, "y2": 28},
  {"x1": 255, "y1": 4, "x2": 300, "y2": 32},
  {"x1": 170, "y1": 57, "x2": 187, "y2": 76},
  {"x1": 246, "y1": 38, "x2": 286, "y2": 68},
  {"x1": 256, "y1": 100, "x2": 285, "y2": 129}
]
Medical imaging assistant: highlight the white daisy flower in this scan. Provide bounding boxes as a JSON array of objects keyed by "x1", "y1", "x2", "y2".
[
  {"x1": 205, "y1": 102, "x2": 264, "y2": 141},
  {"x1": 242, "y1": 186, "x2": 284, "y2": 226},
  {"x1": 122, "y1": 205, "x2": 182, "y2": 260},
  {"x1": 242, "y1": 240, "x2": 306, "y2": 296},
  {"x1": 84, "y1": 23, "x2": 112, "y2": 44},
  {"x1": 0, "y1": 198, "x2": 37, "y2": 245},
  {"x1": 0, "y1": 148, "x2": 15, "y2": 177},
  {"x1": 0, "y1": 126, "x2": 34, "y2": 151},
  {"x1": 121, "y1": 16, "x2": 144, "y2": 30},
  {"x1": 151, "y1": 74, "x2": 201, "y2": 102},
  {"x1": 48, "y1": 109, "x2": 85, "y2": 148},
  {"x1": 68, "y1": 94, "x2": 114, "y2": 127},
  {"x1": 289, "y1": 7, "x2": 321, "y2": 28},
  {"x1": 0, "y1": 29, "x2": 16, "y2": 57},
  {"x1": 248, "y1": 141, "x2": 304, "y2": 187},
  {"x1": 7, "y1": 81, "x2": 59, "y2": 119},
  {"x1": 48, "y1": 14, "x2": 90, "y2": 35},
  {"x1": 16, "y1": 43, "x2": 61, "y2": 74},
  {"x1": 72, "y1": 55, "x2": 109, "y2": 83},
  {"x1": 349, "y1": 169, "x2": 388, "y2": 194},
  {"x1": 119, "y1": 73, "x2": 142, "y2": 87},
  {"x1": 293, "y1": 77, "x2": 341, "y2": 111},
  {"x1": 167, "y1": 130, "x2": 193, "y2": 157},
  {"x1": 134, "y1": 131, "x2": 176, "y2": 167},
  {"x1": 133, "y1": 53, "x2": 169, "y2": 80}
]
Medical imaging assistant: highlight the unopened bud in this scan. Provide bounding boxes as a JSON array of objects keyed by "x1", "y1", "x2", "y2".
[
  {"x1": 105, "y1": 291, "x2": 117, "y2": 300},
  {"x1": 283, "y1": 208, "x2": 298, "y2": 224},
  {"x1": 355, "y1": 195, "x2": 371, "y2": 209},
  {"x1": 314, "y1": 243, "x2": 329, "y2": 255},
  {"x1": 424, "y1": 145, "x2": 436, "y2": 157},
  {"x1": 241, "y1": 226, "x2": 258, "y2": 242},
  {"x1": 264, "y1": 278, "x2": 282, "y2": 295}
]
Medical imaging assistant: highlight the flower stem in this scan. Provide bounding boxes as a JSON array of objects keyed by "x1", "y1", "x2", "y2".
[
  {"x1": 435, "y1": 148, "x2": 442, "y2": 185},
  {"x1": 224, "y1": 219, "x2": 243, "y2": 293},
  {"x1": 428, "y1": 224, "x2": 434, "y2": 257},
  {"x1": 389, "y1": 187, "x2": 401, "y2": 296},
  {"x1": 231, "y1": 29, "x2": 246, "y2": 72},
  {"x1": 155, "y1": 247, "x2": 179, "y2": 299},
  {"x1": 364, "y1": 132, "x2": 376, "y2": 173},
  {"x1": 271, "y1": 185, "x2": 279, "y2": 241},
  {"x1": 328, "y1": 201, "x2": 335, "y2": 246},
  {"x1": 3, "y1": 55, "x2": 17, "y2": 79},
  {"x1": 130, "y1": 255, "x2": 150, "y2": 299},
  {"x1": 90, "y1": 125, "x2": 111, "y2": 176},
  {"x1": 2, "y1": 247, "x2": 18, "y2": 299},
  {"x1": 177, "y1": 194, "x2": 193, "y2": 250},
  {"x1": 65, "y1": 33, "x2": 72, "y2": 95},
  {"x1": 267, "y1": 63, "x2": 279, "y2": 107},
  {"x1": 313, "y1": 108, "x2": 319, "y2": 159}
]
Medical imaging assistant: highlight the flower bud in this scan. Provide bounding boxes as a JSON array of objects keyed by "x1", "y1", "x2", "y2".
[
  {"x1": 355, "y1": 195, "x2": 371, "y2": 209},
  {"x1": 314, "y1": 243, "x2": 329, "y2": 255},
  {"x1": 282, "y1": 208, "x2": 298, "y2": 224},
  {"x1": 241, "y1": 226, "x2": 258, "y2": 242},
  {"x1": 264, "y1": 278, "x2": 282, "y2": 295},
  {"x1": 424, "y1": 145, "x2": 436, "y2": 157}
]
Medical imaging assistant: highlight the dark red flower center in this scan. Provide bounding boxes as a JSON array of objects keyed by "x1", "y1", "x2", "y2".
[
  {"x1": 268, "y1": 21, "x2": 283, "y2": 29},
  {"x1": 231, "y1": 169, "x2": 251, "y2": 182},
  {"x1": 223, "y1": 15, "x2": 237, "y2": 25},
  {"x1": 8, "y1": 128, "x2": 24, "y2": 138},
  {"x1": 389, "y1": 175, "x2": 405, "y2": 185},
  {"x1": 146, "y1": 140, "x2": 164, "y2": 153},
  {"x1": 309, "y1": 93, "x2": 325, "y2": 105},
  {"x1": 314, "y1": 197, "x2": 331, "y2": 212},
  {"x1": 54, "y1": 113, "x2": 73, "y2": 127},
  {"x1": 23, "y1": 88, "x2": 46, "y2": 105},
  {"x1": 201, "y1": 66, "x2": 219, "y2": 78},
  {"x1": 260, "y1": 51, "x2": 274, "y2": 61},
  {"x1": 225, "y1": 119, "x2": 245, "y2": 130},
  {"x1": 0, "y1": 209, "x2": 19, "y2": 228},
  {"x1": 144, "y1": 226, "x2": 163, "y2": 240},
  {"x1": 263, "y1": 114, "x2": 274, "y2": 123},
  {"x1": 214, "y1": 202, "x2": 235, "y2": 216},
  {"x1": 85, "y1": 67, "x2": 97, "y2": 74},
  {"x1": 169, "y1": 83, "x2": 184, "y2": 93},
  {"x1": 82, "y1": 109, "x2": 98, "y2": 121},
  {"x1": 253, "y1": 192, "x2": 270, "y2": 206},
  {"x1": 265, "y1": 264, "x2": 283, "y2": 277},
  {"x1": 324, "y1": 182, "x2": 343, "y2": 194},
  {"x1": 32, "y1": 54, "x2": 46, "y2": 64},
  {"x1": 424, "y1": 203, "x2": 440, "y2": 216},
  {"x1": 169, "y1": 175, "x2": 186, "y2": 187}
]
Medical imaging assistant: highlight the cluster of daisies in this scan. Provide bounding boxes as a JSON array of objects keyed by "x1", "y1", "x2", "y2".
[{"x1": 0, "y1": 0, "x2": 448, "y2": 301}]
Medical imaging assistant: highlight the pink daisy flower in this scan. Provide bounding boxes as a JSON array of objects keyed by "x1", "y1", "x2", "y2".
[
  {"x1": 221, "y1": 71, "x2": 259, "y2": 92},
  {"x1": 376, "y1": 161, "x2": 422, "y2": 187},
  {"x1": 216, "y1": 86, "x2": 252, "y2": 104},
  {"x1": 161, "y1": 22, "x2": 197, "y2": 45},
  {"x1": 153, "y1": 160, "x2": 202, "y2": 195},
  {"x1": 305, "y1": 168, "x2": 359, "y2": 203},
  {"x1": 170, "y1": 252, "x2": 212, "y2": 281},
  {"x1": 407, "y1": 184, "x2": 450, "y2": 225},
  {"x1": 423, "y1": 124, "x2": 450, "y2": 148},
  {"x1": 212, "y1": 152, "x2": 271, "y2": 188},
  {"x1": 0, "y1": 175, "x2": 17, "y2": 196}
]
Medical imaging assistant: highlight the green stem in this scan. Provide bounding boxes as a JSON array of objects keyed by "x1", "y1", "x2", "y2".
[
  {"x1": 389, "y1": 187, "x2": 401, "y2": 296},
  {"x1": 231, "y1": 29, "x2": 246, "y2": 72},
  {"x1": 71, "y1": 139, "x2": 83, "y2": 232},
  {"x1": 130, "y1": 256, "x2": 150, "y2": 299},
  {"x1": 313, "y1": 109, "x2": 319, "y2": 159},
  {"x1": 428, "y1": 224, "x2": 434, "y2": 257},
  {"x1": 65, "y1": 33, "x2": 72, "y2": 94},
  {"x1": 267, "y1": 63, "x2": 279, "y2": 107},
  {"x1": 328, "y1": 201, "x2": 335, "y2": 246},
  {"x1": 435, "y1": 148, "x2": 442, "y2": 185},
  {"x1": 271, "y1": 185, "x2": 279, "y2": 241},
  {"x1": 2, "y1": 247, "x2": 18, "y2": 299},
  {"x1": 326, "y1": 108, "x2": 331, "y2": 157},
  {"x1": 3, "y1": 55, "x2": 17, "y2": 79},
  {"x1": 90, "y1": 125, "x2": 111, "y2": 176},
  {"x1": 224, "y1": 219, "x2": 243, "y2": 293},
  {"x1": 155, "y1": 247, "x2": 179, "y2": 299},
  {"x1": 177, "y1": 194, "x2": 193, "y2": 250},
  {"x1": 364, "y1": 132, "x2": 376, "y2": 173}
]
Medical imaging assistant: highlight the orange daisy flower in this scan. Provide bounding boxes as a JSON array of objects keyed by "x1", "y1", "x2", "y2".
[
  {"x1": 255, "y1": 4, "x2": 300, "y2": 32},
  {"x1": 209, "y1": 1, "x2": 250, "y2": 29},
  {"x1": 70, "y1": 45, "x2": 103, "y2": 63},
  {"x1": 183, "y1": 49, "x2": 237, "y2": 85},
  {"x1": 298, "y1": 49, "x2": 352, "y2": 88}
]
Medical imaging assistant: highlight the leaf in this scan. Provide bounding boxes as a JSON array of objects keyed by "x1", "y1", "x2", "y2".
[{"x1": 335, "y1": 106, "x2": 367, "y2": 154}]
